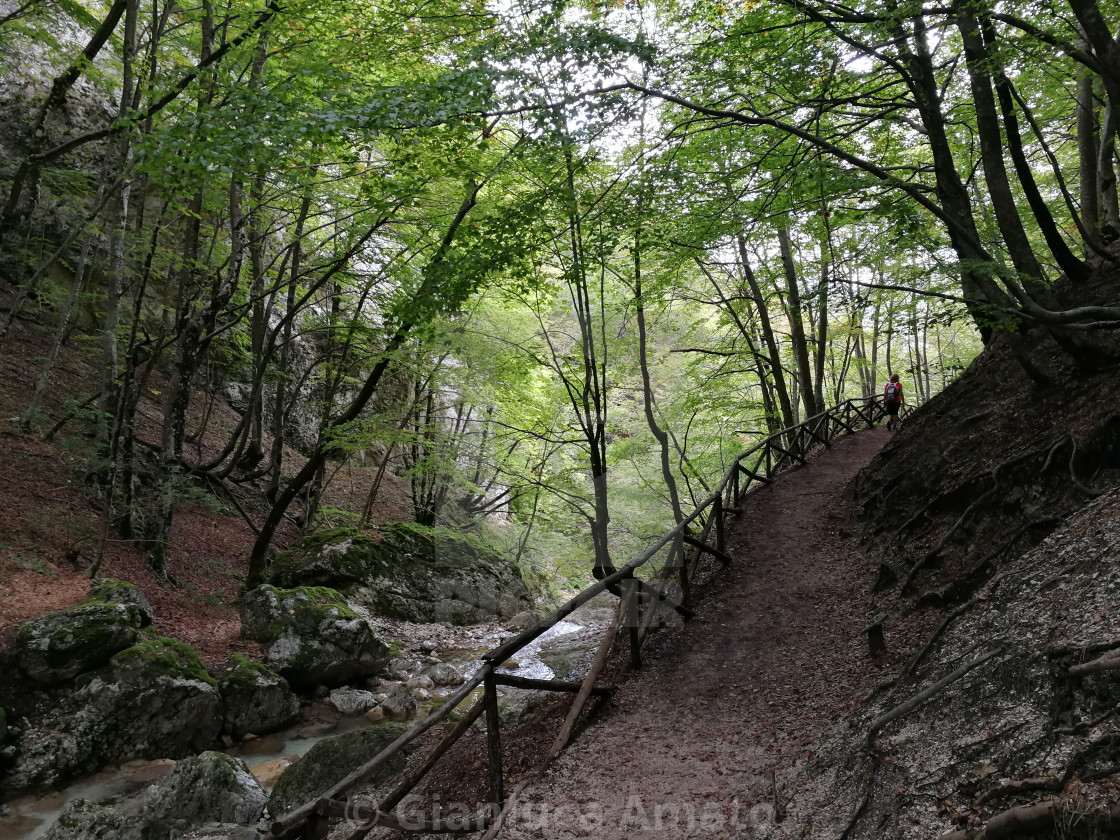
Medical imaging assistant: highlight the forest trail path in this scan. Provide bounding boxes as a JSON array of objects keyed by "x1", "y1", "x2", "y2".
[{"x1": 496, "y1": 426, "x2": 892, "y2": 840}]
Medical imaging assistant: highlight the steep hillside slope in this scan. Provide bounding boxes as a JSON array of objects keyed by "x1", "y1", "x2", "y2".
[
  {"x1": 781, "y1": 262, "x2": 1120, "y2": 838},
  {"x1": 0, "y1": 285, "x2": 410, "y2": 685}
]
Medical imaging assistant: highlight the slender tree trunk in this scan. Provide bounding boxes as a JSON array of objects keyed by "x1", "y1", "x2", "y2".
[
  {"x1": 246, "y1": 180, "x2": 481, "y2": 588},
  {"x1": 777, "y1": 226, "x2": 818, "y2": 419},
  {"x1": 1077, "y1": 39, "x2": 1102, "y2": 246},
  {"x1": 734, "y1": 235, "x2": 797, "y2": 429},
  {"x1": 633, "y1": 228, "x2": 685, "y2": 574},
  {"x1": 98, "y1": 0, "x2": 140, "y2": 440}
]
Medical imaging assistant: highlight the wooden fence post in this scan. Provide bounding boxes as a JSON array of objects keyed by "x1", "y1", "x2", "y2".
[
  {"x1": 623, "y1": 577, "x2": 641, "y2": 668},
  {"x1": 714, "y1": 493, "x2": 725, "y2": 556},
  {"x1": 306, "y1": 803, "x2": 331, "y2": 839},
  {"x1": 675, "y1": 534, "x2": 691, "y2": 607},
  {"x1": 484, "y1": 670, "x2": 504, "y2": 806}
]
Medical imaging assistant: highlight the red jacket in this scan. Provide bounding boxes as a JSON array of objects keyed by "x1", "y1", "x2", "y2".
[{"x1": 884, "y1": 381, "x2": 903, "y2": 404}]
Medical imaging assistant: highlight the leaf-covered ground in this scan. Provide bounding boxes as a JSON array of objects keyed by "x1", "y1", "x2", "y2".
[{"x1": 0, "y1": 288, "x2": 410, "y2": 715}]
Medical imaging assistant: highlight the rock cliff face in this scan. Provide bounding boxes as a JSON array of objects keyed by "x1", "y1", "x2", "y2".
[{"x1": 270, "y1": 524, "x2": 534, "y2": 625}]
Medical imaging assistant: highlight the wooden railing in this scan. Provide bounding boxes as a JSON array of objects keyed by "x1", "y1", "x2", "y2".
[{"x1": 267, "y1": 394, "x2": 906, "y2": 840}]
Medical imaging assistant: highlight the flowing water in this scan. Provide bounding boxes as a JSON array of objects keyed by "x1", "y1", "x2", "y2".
[{"x1": 1, "y1": 618, "x2": 598, "y2": 839}]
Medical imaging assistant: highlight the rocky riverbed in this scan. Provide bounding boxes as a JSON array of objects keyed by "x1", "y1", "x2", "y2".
[{"x1": 0, "y1": 592, "x2": 616, "y2": 840}]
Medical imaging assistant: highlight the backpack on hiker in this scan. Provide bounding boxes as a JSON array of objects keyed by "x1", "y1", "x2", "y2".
[{"x1": 884, "y1": 381, "x2": 901, "y2": 404}]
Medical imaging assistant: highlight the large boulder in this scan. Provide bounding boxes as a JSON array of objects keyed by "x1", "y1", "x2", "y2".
[
  {"x1": 239, "y1": 586, "x2": 390, "y2": 689},
  {"x1": 89, "y1": 578, "x2": 154, "y2": 627},
  {"x1": 16, "y1": 602, "x2": 143, "y2": 685},
  {"x1": 218, "y1": 656, "x2": 301, "y2": 739},
  {"x1": 140, "y1": 752, "x2": 267, "y2": 831},
  {"x1": 270, "y1": 524, "x2": 534, "y2": 625},
  {"x1": 7, "y1": 637, "x2": 222, "y2": 791},
  {"x1": 268, "y1": 723, "x2": 413, "y2": 817}
]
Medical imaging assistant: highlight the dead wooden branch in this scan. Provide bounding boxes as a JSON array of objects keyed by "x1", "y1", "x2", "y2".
[
  {"x1": 940, "y1": 799, "x2": 1120, "y2": 839},
  {"x1": 907, "y1": 571, "x2": 1013, "y2": 675}
]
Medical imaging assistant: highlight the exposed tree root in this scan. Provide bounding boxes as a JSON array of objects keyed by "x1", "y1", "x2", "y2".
[
  {"x1": 1068, "y1": 437, "x2": 1111, "y2": 496},
  {"x1": 940, "y1": 799, "x2": 1120, "y2": 840},
  {"x1": 901, "y1": 486, "x2": 996, "y2": 592},
  {"x1": 976, "y1": 733, "x2": 1120, "y2": 806},
  {"x1": 906, "y1": 572, "x2": 1013, "y2": 675},
  {"x1": 866, "y1": 648, "x2": 1003, "y2": 747}
]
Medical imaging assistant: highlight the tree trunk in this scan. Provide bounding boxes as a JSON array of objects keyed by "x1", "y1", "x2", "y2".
[
  {"x1": 777, "y1": 226, "x2": 819, "y2": 419},
  {"x1": 1077, "y1": 41, "x2": 1101, "y2": 247},
  {"x1": 734, "y1": 235, "x2": 797, "y2": 429}
]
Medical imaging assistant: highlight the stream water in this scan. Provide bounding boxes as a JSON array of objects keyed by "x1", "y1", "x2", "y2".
[{"x1": 1, "y1": 618, "x2": 595, "y2": 840}]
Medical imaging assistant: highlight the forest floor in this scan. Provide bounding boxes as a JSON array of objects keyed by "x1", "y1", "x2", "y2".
[
  {"x1": 487, "y1": 425, "x2": 928, "y2": 840},
  {"x1": 0, "y1": 289, "x2": 410, "y2": 719}
]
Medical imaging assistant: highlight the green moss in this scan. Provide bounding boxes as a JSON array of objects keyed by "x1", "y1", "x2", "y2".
[
  {"x1": 113, "y1": 637, "x2": 216, "y2": 685},
  {"x1": 273, "y1": 585, "x2": 360, "y2": 620},
  {"x1": 223, "y1": 654, "x2": 278, "y2": 685},
  {"x1": 89, "y1": 578, "x2": 137, "y2": 595}
]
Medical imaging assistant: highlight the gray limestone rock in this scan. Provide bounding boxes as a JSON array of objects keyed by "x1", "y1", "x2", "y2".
[
  {"x1": 41, "y1": 799, "x2": 150, "y2": 840},
  {"x1": 378, "y1": 683, "x2": 417, "y2": 719},
  {"x1": 218, "y1": 656, "x2": 301, "y2": 739},
  {"x1": 239, "y1": 586, "x2": 390, "y2": 689},
  {"x1": 140, "y1": 752, "x2": 267, "y2": 830},
  {"x1": 16, "y1": 602, "x2": 143, "y2": 685},
  {"x1": 269, "y1": 524, "x2": 534, "y2": 625},
  {"x1": 328, "y1": 687, "x2": 378, "y2": 715},
  {"x1": 7, "y1": 637, "x2": 222, "y2": 792},
  {"x1": 424, "y1": 662, "x2": 465, "y2": 687}
]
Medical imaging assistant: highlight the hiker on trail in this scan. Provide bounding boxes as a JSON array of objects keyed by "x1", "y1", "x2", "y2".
[{"x1": 883, "y1": 373, "x2": 904, "y2": 431}]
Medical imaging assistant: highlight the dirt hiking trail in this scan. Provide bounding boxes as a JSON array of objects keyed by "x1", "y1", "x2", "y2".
[{"x1": 497, "y1": 426, "x2": 893, "y2": 839}]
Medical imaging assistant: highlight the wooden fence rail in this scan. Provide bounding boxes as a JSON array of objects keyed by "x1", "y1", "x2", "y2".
[{"x1": 268, "y1": 394, "x2": 908, "y2": 839}]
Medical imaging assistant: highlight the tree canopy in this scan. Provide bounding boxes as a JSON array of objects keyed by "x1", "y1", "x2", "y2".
[{"x1": 1, "y1": 0, "x2": 1113, "y2": 587}]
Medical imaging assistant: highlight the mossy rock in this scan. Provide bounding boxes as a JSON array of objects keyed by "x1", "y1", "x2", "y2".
[
  {"x1": 0, "y1": 706, "x2": 6, "y2": 744},
  {"x1": 239, "y1": 585, "x2": 389, "y2": 689},
  {"x1": 42, "y1": 799, "x2": 149, "y2": 840},
  {"x1": 89, "y1": 578, "x2": 154, "y2": 626},
  {"x1": 218, "y1": 655, "x2": 301, "y2": 738},
  {"x1": 9, "y1": 635, "x2": 222, "y2": 793},
  {"x1": 17, "y1": 602, "x2": 144, "y2": 685},
  {"x1": 240, "y1": 585, "x2": 359, "y2": 642},
  {"x1": 268, "y1": 722, "x2": 414, "y2": 816},
  {"x1": 113, "y1": 636, "x2": 216, "y2": 686},
  {"x1": 270, "y1": 524, "x2": 534, "y2": 625}
]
